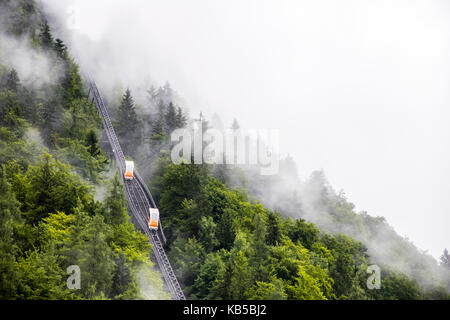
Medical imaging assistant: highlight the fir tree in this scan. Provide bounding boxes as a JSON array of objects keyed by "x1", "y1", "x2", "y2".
[
  {"x1": 62, "y1": 60, "x2": 85, "y2": 104},
  {"x1": 111, "y1": 253, "x2": 134, "y2": 298},
  {"x1": 5, "y1": 69, "x2": 20, "y2": 93},
  {"x1": 176, "y1": 106, "x2": 187, "y2": 128},
  {"x1": 54, "y1": 39, "x2": 68, "y2": 60},
  {"x1": 165, "y1": 102, "x2": 178, "y2": 132},
  {"x1": 216, "y1": 209, "x2": 236, "y2": 250},
  {"x1": 115, "y1": 89, "x2": 140, "y2": 153},
  {"x1": 147, "y1": 85, "x2": 157, "y2": 104},
  {"x1": 104, "y1": 173, "x2": 129, "y2": 226},
  {"x1": 163, "y1": 81, "x2": 173, "y2": 102},
  {"x1": 118, "y1": 89, "x2": 137, "y2": 129},
  {"x1": 150, "y1": 100, "x2": 167, "y2": 146},
  {"x1": 85, "y1": 129, "x2": 101, "y2": 157},
  {"x1": 39, "y1": 20, "x2": 54, "y2": 49},
  {"x1": 266, "y1": 212, "x2": 282, "y2": 246},
  {"x1": 441, "y1": 249, "x2": 450, "y2": 270}
]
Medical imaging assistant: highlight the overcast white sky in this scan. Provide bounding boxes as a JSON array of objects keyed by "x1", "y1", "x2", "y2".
[{"x1": 41, "y1": 0, "x2": 450, "y2": 259}]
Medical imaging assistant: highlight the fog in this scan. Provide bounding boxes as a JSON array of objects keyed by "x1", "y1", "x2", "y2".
[
  {"x1": 39, "y1": 0, "x2": 450, "y2": 260},
  {"x1": 0, "y1": 30, "x2": 64, "y2": 90}
]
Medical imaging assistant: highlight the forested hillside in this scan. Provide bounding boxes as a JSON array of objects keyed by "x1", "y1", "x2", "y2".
[
  {"x1": 0, "y1": 0, "x2": 167, "y2": 299},
  {"x1": 112, "y1": 65, "x2": 450, "y2": 299},
  {"x1": 217, "y1": 155, "x2": 450, "y2": 296},
  {"x1": 0, "y1": 0, "x2": 449, "y2": 300},
  {"x1": 141, "y1": 125, "x2": 450, "y2": 300}
]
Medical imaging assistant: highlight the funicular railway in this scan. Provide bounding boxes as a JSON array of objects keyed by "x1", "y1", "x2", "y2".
[{"x1": 86, "y1": 76, "x2": 185, "y2": 300}]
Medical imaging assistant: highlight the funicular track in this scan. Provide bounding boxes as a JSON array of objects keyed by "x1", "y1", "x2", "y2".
[{"x1": 86, "y1": 76, "x2": 185, "y2": 300}]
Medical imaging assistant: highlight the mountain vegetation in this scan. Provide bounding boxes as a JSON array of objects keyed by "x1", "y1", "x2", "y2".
[
  {"x1": 0, "y1": 0, "x2": 167, "y2": 300},
  {"x1": 0, "y1": 0, "x2": 448, "y2": 300}
]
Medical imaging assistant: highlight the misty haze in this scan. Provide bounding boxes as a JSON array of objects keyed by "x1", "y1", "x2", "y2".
[
  {"x1": 0, "y1": 0, "x2": 449, "y2": 304},
  {"x1": 42, "y1": 0, "x2": 450, "y2": 260}
]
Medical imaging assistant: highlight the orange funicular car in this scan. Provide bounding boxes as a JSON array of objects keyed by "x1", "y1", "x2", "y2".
[
  {"x1": 124, "y1": 161, "x2": 134, "y2": 180},
  {"x1": 148, "y1": 208, "x2": 160, "y2": 230}
]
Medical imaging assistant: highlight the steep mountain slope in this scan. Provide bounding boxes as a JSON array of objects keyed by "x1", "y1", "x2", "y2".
[
  {"x1": 0, "y1": 0, "x2": 449, "y2": 300},
  {"x1": 0, "y1": 0, "x2": 168, "y2": 300}
]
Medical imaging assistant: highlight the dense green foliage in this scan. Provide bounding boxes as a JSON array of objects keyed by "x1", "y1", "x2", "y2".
[
  {"x1": 0, "y1": 156, "x2": 167, "y2": 299},
  {"x1": 230, "y1": 158, "x2": 450, "y2": 297},
  {"x1": 0, "y1": 0, "x2": 167, "y2": 300},
  {"x1": 146, "y1": 158, "x2": 449, "y2": 300},
  {"x1": 1, "y1": 0, "x2": 448, "y2": 301}
]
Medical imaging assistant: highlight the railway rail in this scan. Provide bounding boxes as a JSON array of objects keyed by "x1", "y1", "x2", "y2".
[{"x1": 87, "y1": 76, "x2": 185, "y2": 300}]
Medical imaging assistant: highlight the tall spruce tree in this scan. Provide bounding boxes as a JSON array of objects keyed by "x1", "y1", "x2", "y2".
[
  {"x1": 216, "y1": 209, "x2": 236, "y2": 250},
  {"x1": 115, "y1": 89, "x2": 140, "y2": 153},
  {"x1": 147, "y1": 85, "x2": 157, "y2": 104},
  {"x1": 39, "y1": 20, "x2": 54, "y2": 49},
  {"x1": 85, "y1": 129, "x2": 101, "y2": 157},
  {"x1": 5, "y1": 69, "x2": 20, "y2": 93},
  {"x1": 54, "y1": 39, "x2": 68, "y2": 60},
  {"x1": 150, "y1": 100, "x2": 167, "y2": 146},
  {"x1": 103, "y1": 173, "x2": 129, "y2": 226},
  {"x1": 176, "y1": 106, "x2": 187, "y2": 128},
  {"x1": 165, "y1": 102, "x2": 178, "y2": 132},
  {"x1": 441, "y1": 249, "x2": 450, "y2": 270}
]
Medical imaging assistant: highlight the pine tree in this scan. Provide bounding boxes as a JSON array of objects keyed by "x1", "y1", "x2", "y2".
[
  {"x1": 216, "y1": 209, "x2": 236, "y2": 250},
  {"x1": 440, "y1": 249, "x2": 450, "y2": 270},
  {"x1": 163, "y1": 81, "x2": 173, "y2": 102},
  {"x1": 85, "y1": 129, "x2": 101, "y2": 157},
  {"x1": 147, "y1": 85, "x2": 157, "y2": 104},
  {"x1": 54, "y1": 39, "x2": 68, "y2": 59},
  {"x1": 155, "y1": 87, "x2": 165, "y2": 103},
  {"x1": 119, "y1": 89, "x2": 137, "y2": 128},
  {"x1": 150, "y1": 100, "x2": 167, "y2": 146},
  {"x1": 115, "y1": 89, "x2": 140, "y2": 153},
  {"x1": 165, "y1": 102, "x2": 178, "y2": 132},
  {"x1": 39, "y1": 20, "x2": 54, "y2": 49},
  {"x1": 266, "y1": 212, "x2": 282, "y2": 246},
  {"x1": 111, "y1": 253, "x2": 134, "y2": 298},
  {"x1": 62, "y1": 60, "x2": 85, "y2": 104},
  {"x1": 104, "y1": 173, "x2": 129, "y2": 226},
  {"x1": 5, "y1": 69, "x2": 20, "y2": 93},
  {"x1": 176, "y1": 106, "x2": 187, "y2": 128}
]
